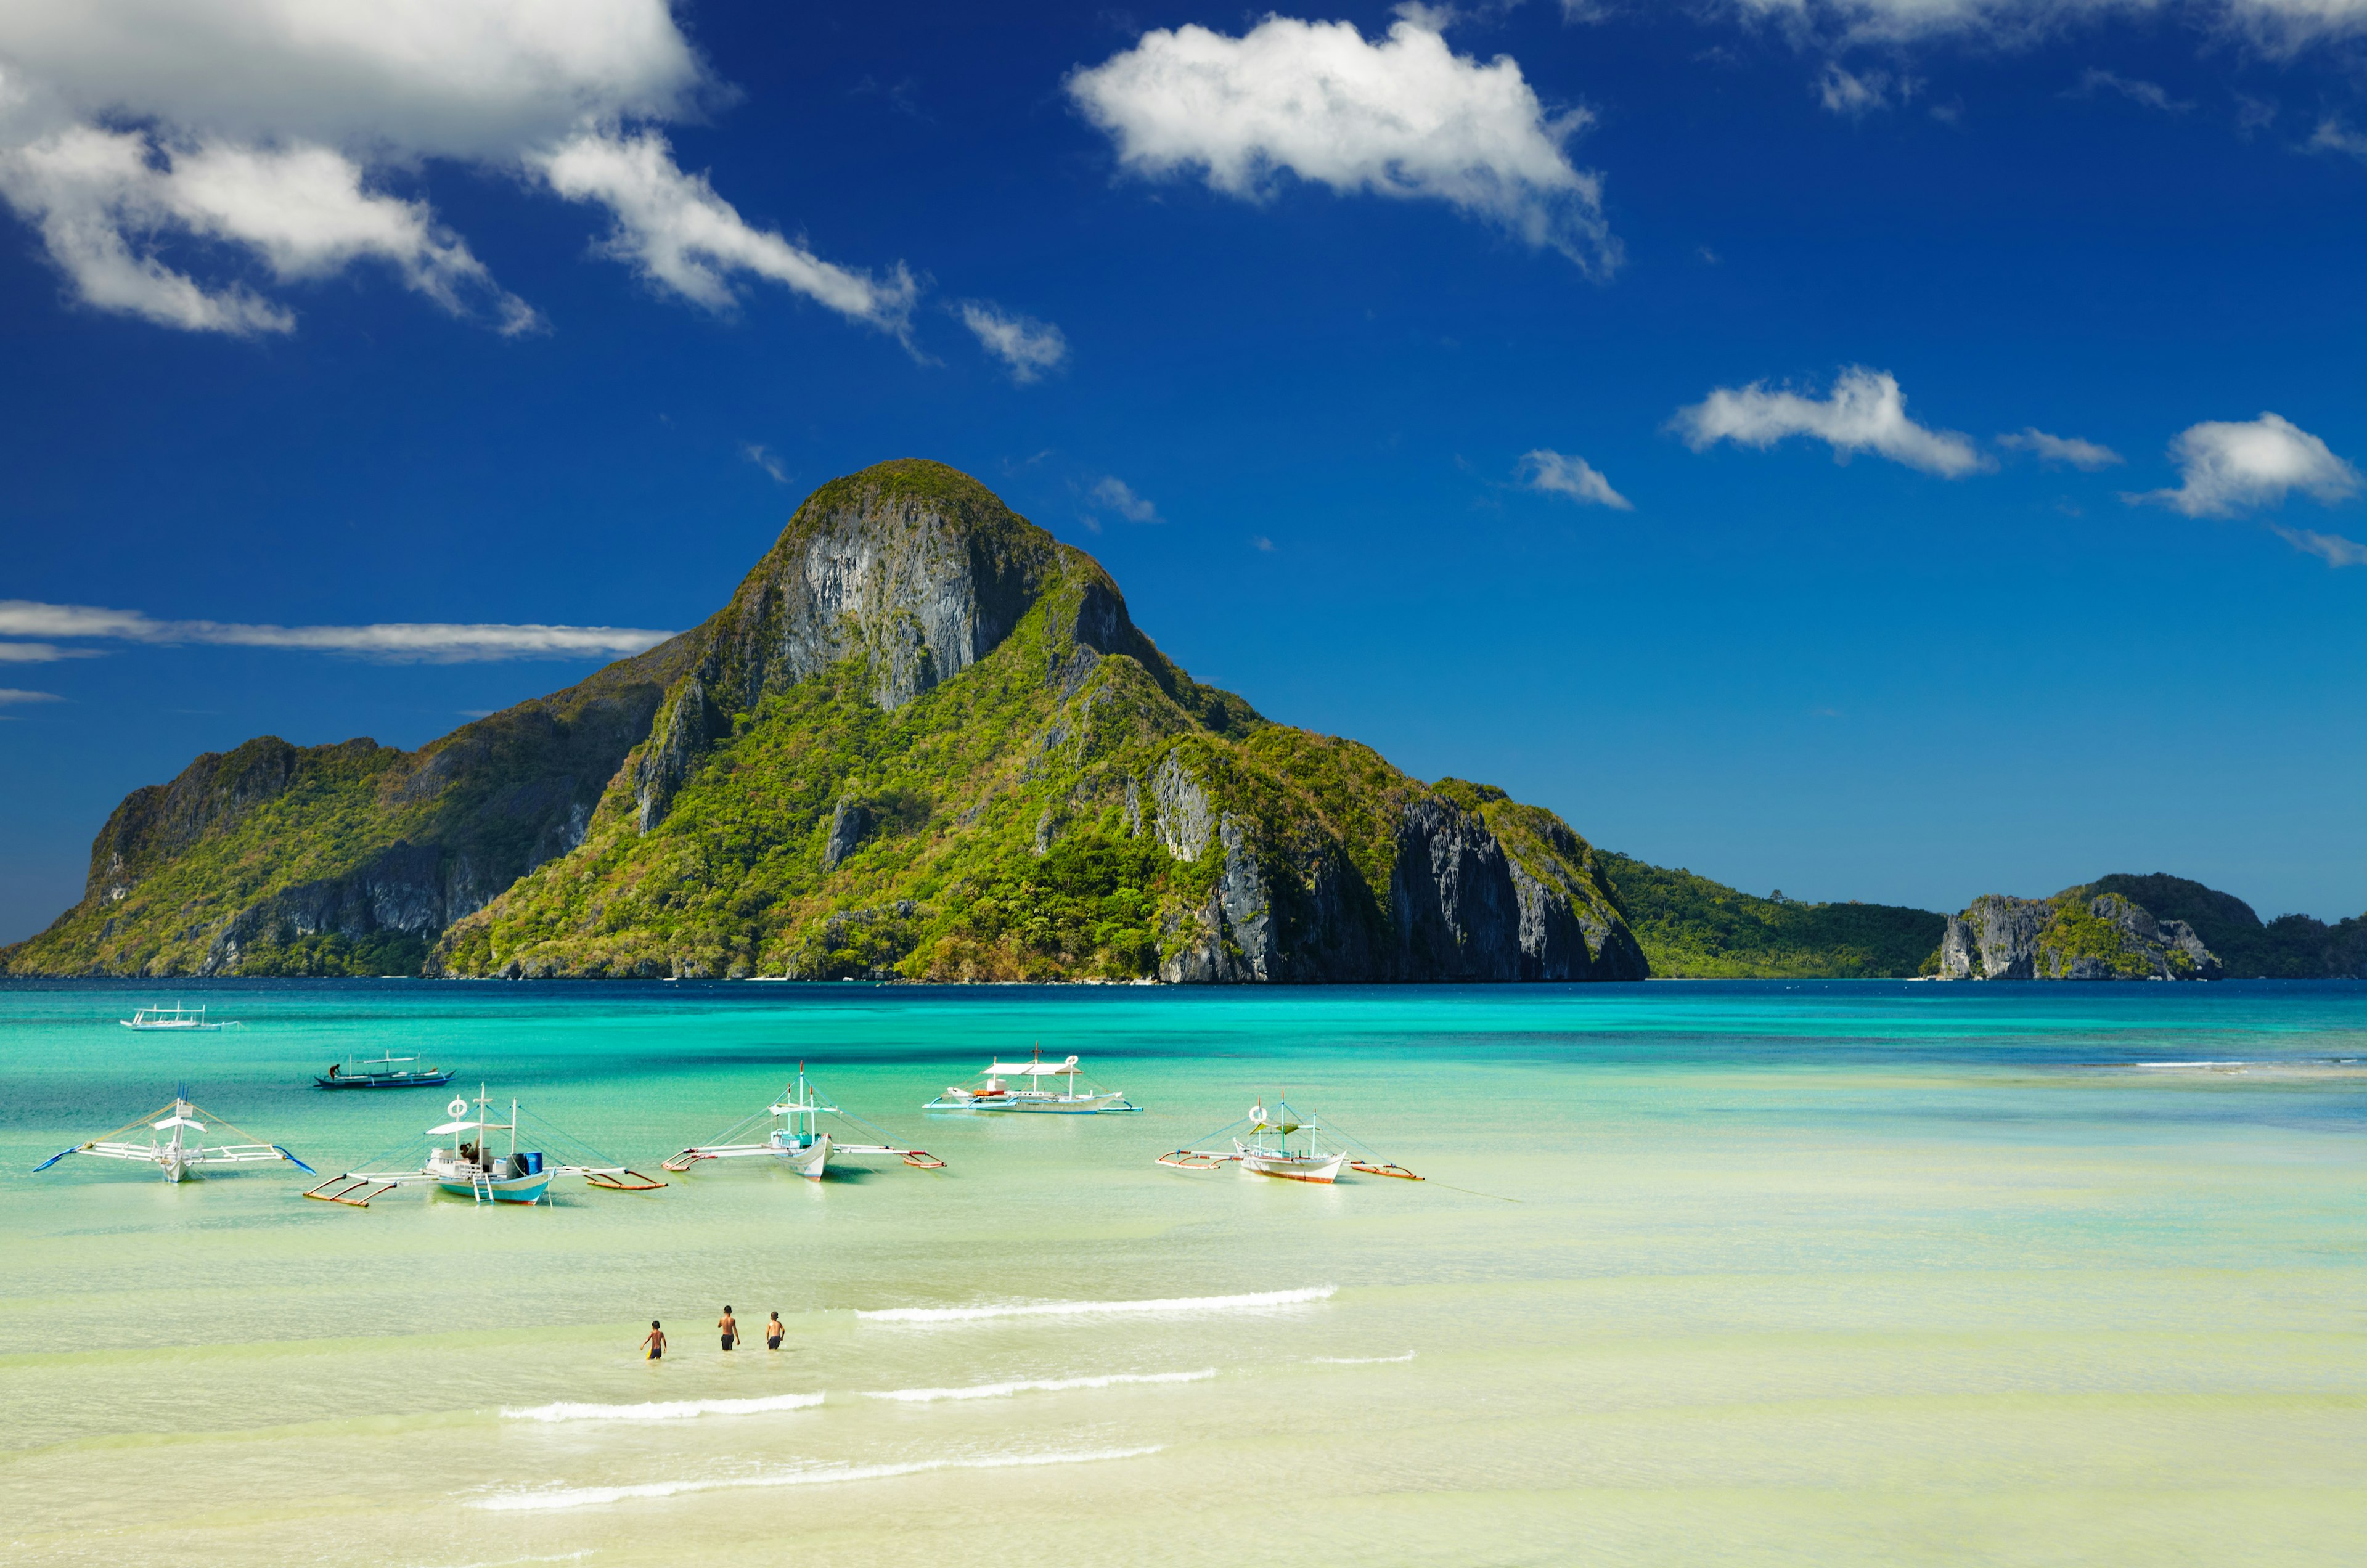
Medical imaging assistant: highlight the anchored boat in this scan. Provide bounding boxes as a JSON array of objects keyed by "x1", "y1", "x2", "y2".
[
  {"x1": 665, "y1": 1066, "x2": 945, "y2": 1179},
  {"x1": 303, "y1": 1086, "x2": 667, "y2": 1207},
  {"x1": 314, "y1": 1054, "x2": 453, "y2": 1090},
  {"x1": 925, "y1": 1048, "x2": 1140, "y2": 1114},
  {"x1": 1158, "y1": 1095, "x2": 1420, "y2": 1185},
  {"x1": 120, "y1": 1003, "x2": 240, "y2": 1032},
  {"x1": 35, "y1": 1093, "x2": 313, "y2": 1183}
]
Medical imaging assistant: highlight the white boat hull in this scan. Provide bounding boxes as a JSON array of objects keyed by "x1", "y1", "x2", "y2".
[
  {"x1": 1237, "y1": 1148, "x2": 1346, "y2": 1184},
  {"x1": 433, "y1": 1171, "x2": 553, "y2": 1203},
  {"x1": 774, "y1": 1133, "x2": 831, "y2": 1178}
]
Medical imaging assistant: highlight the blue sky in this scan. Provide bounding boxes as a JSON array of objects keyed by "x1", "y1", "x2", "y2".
[{"x1": 6, "y1": 0, "x2": 2367, "y2": 942}]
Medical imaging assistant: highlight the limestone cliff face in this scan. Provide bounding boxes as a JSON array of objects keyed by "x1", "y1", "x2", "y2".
[
  {"x1": 12, "y1": 458, "x2": 1646, "y2": 986},
  {"x1": 1937, "y1": 889, "x2": 2221, "y2": 981}
]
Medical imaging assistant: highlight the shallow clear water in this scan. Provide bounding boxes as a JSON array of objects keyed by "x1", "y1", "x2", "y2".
[{"x1": 2, "y1": 979, "x2": 2363, "y2": 1566}]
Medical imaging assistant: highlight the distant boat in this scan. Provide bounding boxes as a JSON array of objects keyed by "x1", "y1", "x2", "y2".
[
  {"x1": 925, "y1": 1047, "x2": 1140, "y2": 1114},
  {"x1": 666, "y1": 1066, "x2": 945, "y2": 1179},
  {"x1": 35, "y1": 1093, "x2": 312, "y2": 1183},
  {"x1": 1158, "y1": 1095, "x2": 1420, "y2": 1185},
  {"x1": 314, "y1": 1054, "x2": 453, "y2": 1090},
  {"x1": 120, "y1": 1003, "x2": 240, "y2": 1032},
  {"x1": 303, "y1": 1086, "x2": 666, "y2": 1207}
]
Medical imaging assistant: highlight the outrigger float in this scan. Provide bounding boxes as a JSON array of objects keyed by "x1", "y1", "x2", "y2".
[
  {"x1": 1158, "y1": 1095, "x2": 1420, "y2": 1185},
  {"x1": 314, "y1": 1053, "x2": 452, "y2": 1090},
  {"x1": 666, "y1": 1066, "x2": 945, "y2": 1179},
  {"x1": 120, "y1": 1004, "x2": 240, "y2": 1032},
  {"x1": 35, "y1": 1093, "x2": 313, "y2": 1183},
  {"x1": 925, "y1": 1048, "x2": 1141, "y2": 1114},
  {"x1": 303, "y1": 1086, "x2": 667, "y2": 1207}
]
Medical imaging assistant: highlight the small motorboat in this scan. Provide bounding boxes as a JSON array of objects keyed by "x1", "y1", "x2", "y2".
[
  {"x1": 666, "y1": 1066, "x2": 945, "y2": 1179},
  {"x1": 925, "y1": 1047, "x2": 1140, "y2": 1114},
  {"x1": 1158, "y1": 1095, "x2": 1420, "y2": 1185},
  {"x1": 314, "y1": 1054, "x2": 453, "y2": 1090},
  {"x1": 35, "y1": 1093, "x2": 311, "y2": 1183}
]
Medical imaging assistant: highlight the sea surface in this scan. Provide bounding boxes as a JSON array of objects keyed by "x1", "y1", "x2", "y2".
[{"x1": 2, "y1": 979, "x2": 2363, "y2": 1567}]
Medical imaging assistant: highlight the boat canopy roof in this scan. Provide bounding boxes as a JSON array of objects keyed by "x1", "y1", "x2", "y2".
[
  {"x1": 426, "y1": 1118, "x2": 509, "y2": 1135},
  {"x1": 988, "y1": 1058, "x2": 1081, "y2": 1076}
]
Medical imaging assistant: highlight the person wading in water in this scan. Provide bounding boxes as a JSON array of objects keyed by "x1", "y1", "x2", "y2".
[
  {"x1": 718, "y1": 1305, "x2": 739, "y2": 1351},
  {"x1": 765, "y1": 1311, "x2": 784, "y2": 1350},
  {"x1": 642, "y1": 1321, "x2": 666, "y2": 1360}
]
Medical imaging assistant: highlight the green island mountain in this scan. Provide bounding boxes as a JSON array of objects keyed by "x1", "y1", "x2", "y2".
[
  {"x1": 3, "y1": 460, "x2": 1648, "y2": 984},
  {"x1": 1595, "y1": 854, "x2": 1945, "y2": 978},
  {"x1": 1934, "y1": 873, "x2": 2367, "y2": 981}
]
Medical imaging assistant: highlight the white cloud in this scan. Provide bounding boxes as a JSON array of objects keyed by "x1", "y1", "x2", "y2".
[
  {"x1": 1998, "y1": 427, "x2": 2124, "y2": 468},
  {"x1": 0, "y1": 642, "x2": 90, "y2": 662},
  {"x1": 2271, "y1": 524, "x2": 2367, "y2": 565},
  {"x1": 0, "y1": 688, "x2": 62, "y2": 704},
  {"x1": 0, "y1": 1, "x2": 909, "y2": 338},
  {"x1": 1723, "y1": 0, "x2": 2367, "y2": 52},
  {"x1": 2130, "y1": 412, "x2": 2361, "y2": 516},
  {"x1": 1069, "y1": 10, "x2": 1617, "y2": 275},
  {"x1": 1817, "y1": 63, "x2": 1913, "y2": 116},
  {"x1": 2306, "y1": 116, "x2": 2367, "y2": 160},
  {"x1": 743, "y1": 443, "x2": 788, "y2": 483},
  {"x1": 1672, "y1": 366, "x2": 1990, "y2": 478},
  {"x1": 536, "y1": 130, "x2": 915, "y2": 330},
  {"x1": 1519, "y1": 448, "x2": 1633, "y2": 508},
  {"x1": 959, "y1": 301, "x2": 1068, "y2": 383},
  {"x1": 1089, "y1": 476, "x2": 1162, "y2": 524},
  {"x1": 2069, "y1": 68, "x2": 2191, "y2": 112},
  {"x1": 0, "y1": 600, "x2": 675, "y2": 663}
]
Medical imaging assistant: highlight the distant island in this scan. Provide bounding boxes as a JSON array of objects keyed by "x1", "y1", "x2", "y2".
[{"x1": 7, "y1": 460, "x2": 2361, "y2": 984}]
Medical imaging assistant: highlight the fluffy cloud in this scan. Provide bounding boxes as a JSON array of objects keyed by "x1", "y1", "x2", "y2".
[
  {"x1": 0, "y1": 1, "x2": 906, "y2": 337},
  {"x1": 1998, "y1": 427, "x2": 2123, "y2": 468},
  {"x1": 1672, "y1": 366, "x2": 1989, "y2": 478},
  {"x1": 1069, "y1": 11, "x2": 1617, "y2": 275},
  {"x1": 2130, "y1": 412, "x2": 2361, "y2": 517},
  {"x1": 959, "y1": 301, "x2": 1069, "y2": 383},
  {"x1": 0, "y1": 600, "x2": 675, "y2": 662},
  {"x1": 1519, "y1": 449, "x2": 1633, "y2": 508}
]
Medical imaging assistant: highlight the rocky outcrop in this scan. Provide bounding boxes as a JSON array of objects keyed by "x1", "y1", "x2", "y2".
[
  {"x1": 1939, "y1": 889, "x2": 2222, "y2": 980},
  {"x1": 822, "y1": 796, "x2": 872, "y2": 870}
]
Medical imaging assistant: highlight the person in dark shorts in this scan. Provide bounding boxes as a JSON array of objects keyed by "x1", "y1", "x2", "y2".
[
  {"x1": 718, "y1": 1305, "x2": 738, "y2": 1350},
  {"x1": 642, "y1": 1321, "x2": 666, "y2": 1360},
  {"x1": 765, "y1": 1311, "x2": 783, "y2": 1350}
]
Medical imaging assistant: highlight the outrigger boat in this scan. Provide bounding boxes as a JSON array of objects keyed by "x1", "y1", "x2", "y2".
[
  {"x1": 303, "y1": 1086, "x2": 667, "y2": 1207},
  {"x1": 120, "y1": 1003, "x2": 240, "y2": 1032},
  {"x1": 35, "y1": 1093, "x2": 313, "y2": 1183},
  {"x1": 1158, "y1": 1095, "x2": 1420, "y2": 1185},
  {"x1": 665, "y1": 1066, "x2": 946, "y2": 1179},
  {"x1": 314, "y1": 1053, "x2": 452, "y2": 1090},
  {"x1": 925, "y1": 1047, "x2": 1140, "y2": 1114}
]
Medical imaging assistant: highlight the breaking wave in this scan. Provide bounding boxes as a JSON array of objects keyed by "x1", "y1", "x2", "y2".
[
  {"x1": 501, "y1": 1392, "x2": 824, "y2": 1423},
  {"x1": 470, "y1": 1445, "x2": 1163, "y2": 1512},
  {"x1": 864, "y1": 1368, "x2": 1214, "y2": 1402},
  {"x1": 857, "y1": 1286, "x2": 1333, "y2": 1323}
]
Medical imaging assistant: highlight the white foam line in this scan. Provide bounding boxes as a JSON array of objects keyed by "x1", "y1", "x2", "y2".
[
  {"x1": 470, "y1": 1445, "x2": 1163, "y2": 1513},
  {"x1": 864, "y1": 1368, "x2": 1214, "y2": 1402},
  {"x1": 2132, "y1": 1060, "x2": 2254, "y2": 1068},
  {"x1": 857, "y1": 1286, "x2": 1334, "y2": 1323},
  {"x1": 1311, "y1": 1352, "x2": 1415, "y2": 1365},
  {"x1": 502, "y1": 1392, "x2": 824, "y2": 1423}
]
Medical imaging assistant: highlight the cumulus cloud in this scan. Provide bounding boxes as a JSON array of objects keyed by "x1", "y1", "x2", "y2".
[
  {"x1": 537, "y1": 131, "x2": 915, "y2": 330},
  {"x1": 2270, "y1": 524, "x2": 2367, "y2": 565},
  {"x1": 1069, "y1": 10, "x2": 1618, "y2": 275},
  {"x1": 1998, "y1": 427, "x2": 2124, "y2": 468},
  {"x1": 0, "y1": 600, "x2": 674, "y2": 663},
  {"x1": 2130, "y1": 412, "x2": 2361, "y2": 517},
  {"x1": 959, "y1": 301, "x2": 1069, "y2": 383},
  {"x1": 1672, "y1": 366, "x2": 1990, "y2": 478},
  {"x1": 1088, "y1": 476, "x2": 1163, "y2": 524},
  {"x1": 0, "y1": 1, "x2": 907, "y2": 337},
  {"x1": 1519, "y1": 449, "x2": 1633, "y2": 508}
]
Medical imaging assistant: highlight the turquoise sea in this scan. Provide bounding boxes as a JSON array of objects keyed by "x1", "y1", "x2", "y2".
[{"x1": 2, "y1": 979, "x2": 2363, "y2": 1566}]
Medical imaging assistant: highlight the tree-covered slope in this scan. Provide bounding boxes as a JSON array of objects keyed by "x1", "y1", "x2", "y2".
[
  {"x1": 2084, "y1": 872, "x2": 2367, "y2": 979},
  {"x1": 1596, "y1": 854, "x2": 1945, "y2": 978}
]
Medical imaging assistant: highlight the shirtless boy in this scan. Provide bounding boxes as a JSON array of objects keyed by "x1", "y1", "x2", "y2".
[
  {"x1": 642, "y1": 1321, "x2": 666, "y2": 1360},
  {"x1": 765, "y1": 1310, "x2": 784, "y2": 1350},
  {"x1": 718, "y1": 1305, "x2": 738, "y2": 1351}
]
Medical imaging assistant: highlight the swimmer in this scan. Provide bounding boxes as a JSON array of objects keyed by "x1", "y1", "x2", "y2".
[
  {"x1": 766, "y1": 1311, "x2": 783, "y2": 1350},
  {"x1": 719, "y1": 1305, "x2": 738, "y2": 1351},
  {"x1": 642, "y1": 1320, "x2": 666, "y2": 1360}
]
